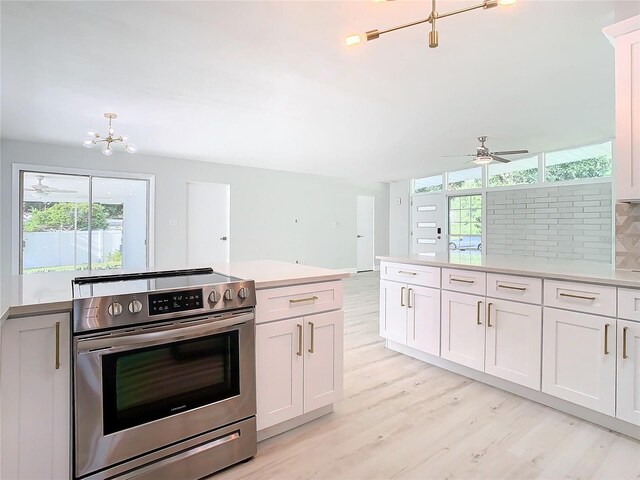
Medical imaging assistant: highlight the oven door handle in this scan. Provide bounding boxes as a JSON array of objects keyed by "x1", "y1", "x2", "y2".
[{"x1": 76, "y1": 312, "x2": 254, "y2": 352}]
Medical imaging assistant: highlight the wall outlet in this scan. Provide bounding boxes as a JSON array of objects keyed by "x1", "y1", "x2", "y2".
[{"x1": 169, "y1": 219, "x2": 178, "y2": 227}]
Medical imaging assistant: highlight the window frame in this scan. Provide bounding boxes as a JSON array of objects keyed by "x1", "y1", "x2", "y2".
[{"x1": 12, "y1": 163, "x2": 156, "y2": 274}]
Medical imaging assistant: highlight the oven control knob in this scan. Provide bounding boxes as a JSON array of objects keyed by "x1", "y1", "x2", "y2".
[
  {"x1": 224, "y1": 289, "x2": 234, "y2": 301},
  {"x1": 209, "y1": 290, "x2": 221, "y2": 303},
  {"x1": 238, "y1": 287, "x2": 249, "y2": 300},
  {"x1": 128, "y1": 300, "x2": 143, "y2": 314},
  {"x1": 108, "y1": 302, "x2": 123, "y2": 316}
]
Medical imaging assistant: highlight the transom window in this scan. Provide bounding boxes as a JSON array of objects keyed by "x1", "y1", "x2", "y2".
[{"x1": 544, "y1": 141, "x2": 612, "y2": 183}]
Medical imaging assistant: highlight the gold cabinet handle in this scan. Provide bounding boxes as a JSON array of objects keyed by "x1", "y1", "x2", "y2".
[
  {"x1": 559, "y1": 292, "x2": 596, "y2": 301},
  {"x1": 400, "y1": 287, "x2": 406, "y2": 307},
  {"x1": 290, "y1": 296, "x2": 319, "y2": 304},
  {"x1": 497, "y1": 284, "x2": 526, "y2": 291},
  {"x1": 398, "y1": 271, "x2": 417, "y2": 276},
  {"x1": 476, "y1": 301, "x2": 482, "y2": 325},
  {"x1": 308, "y1": 322, "x2": 315, "y2": 354},
  {"x1": 297, "y1": 324, "x2": 303, "y2": 357},
  {"x1": 487, "y1": 303, "x2": 493, "y2": 327},
  {"x1": 55, "y1": 321, "x2": 61, "y2": 370},
  {"x1": 451, "y1": 277, "x2": 474, "y2": 284},
  {"x1": 623, "y1": 327, "x2": 628, "y2": 359},
  {"x1": 407, "y1": 288, "x2": 413, "y2": 309},
  {"x1": 604, "y1": 323, "x2": 610, "y2": 355}
]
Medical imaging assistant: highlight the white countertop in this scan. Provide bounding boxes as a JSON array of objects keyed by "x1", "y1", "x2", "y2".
[
  {"x1": 0, "y1": 260, "x2": 350, "y2": 321},
  {"x1": 377, "y1": 254, "x2": 640, "y2": 288}
]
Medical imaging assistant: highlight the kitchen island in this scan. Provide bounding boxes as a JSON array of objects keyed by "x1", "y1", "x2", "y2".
[
  {"x1": 377, "y1": 254, "x2": 640, "y2": 439},
  {"x1": 0, "y1": 260, "x2": 349, "y2": 480}
]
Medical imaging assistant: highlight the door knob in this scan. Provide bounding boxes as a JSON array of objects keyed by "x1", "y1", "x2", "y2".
[
  {"x1": 357, "y1": 235, "x2": 363, "y2": 238},
  {"x1": 220, "y1": 236, "x2": 228, "y2": 241}
]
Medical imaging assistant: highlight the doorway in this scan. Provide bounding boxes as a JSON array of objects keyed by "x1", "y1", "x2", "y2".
[
  {"x1": 187, "y1": 182, "x2": 230, "y2": 266},
  {"x1": 356, "y1": 195, "x2": 375, "y2": 272},
  {"x1": 410, "y1": 194, "x2": 446, "y2": 256},
  {"x1": 448, "y1": 194, "x2": 482, "y2": 262}
]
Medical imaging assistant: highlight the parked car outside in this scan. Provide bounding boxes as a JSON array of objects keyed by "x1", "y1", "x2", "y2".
[{"x1": 449, "y1": 235, "x2": 481, "y2": 251}]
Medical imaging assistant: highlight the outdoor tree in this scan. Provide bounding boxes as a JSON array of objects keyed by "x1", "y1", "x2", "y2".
[{"x1": 23, "y1": 202, "x2": 109, "y2": 232}]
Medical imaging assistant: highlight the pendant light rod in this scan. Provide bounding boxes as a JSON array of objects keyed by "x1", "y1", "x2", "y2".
[{"x1": 346, "y1": 0, "x2": 509, "y2": 47}]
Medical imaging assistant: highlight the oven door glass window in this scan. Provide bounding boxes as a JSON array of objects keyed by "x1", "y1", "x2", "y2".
[{"x1": 102, "y1": 331, "x2": 240, "y2": 434}]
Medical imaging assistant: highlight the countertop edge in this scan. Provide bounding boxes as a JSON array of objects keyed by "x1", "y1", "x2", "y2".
[
  {"x1": 255, "y1": 272, "x2": 350, "y2": 290},
  {"x1": 2, "y1": 301, "x2": 74, "y2": 322},
  {"x1": 377, "y1": 256, "x2": 640, "y2": 289}
]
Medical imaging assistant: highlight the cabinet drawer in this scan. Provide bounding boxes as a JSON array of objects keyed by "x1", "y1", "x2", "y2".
[
  {"x1": 618, "y1": 288, "x2": 640, "y2": 322},
  {"x1": 544, "y1": 280, "x2": 616, "y2": 317},
  {"x1": 442, "y1": 268, "x2": 486, "y2": 295},
  {"x1": 256, "y1": 281, "x2": 343, "y2": 323},
  {"x1": 380, "y1": 262, "x2": 440, "y2": 288},
  {"x1": 486, "y1": 273, "x2": 542, "y2": 304}
]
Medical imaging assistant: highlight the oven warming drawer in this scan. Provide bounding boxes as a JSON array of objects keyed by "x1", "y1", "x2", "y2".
[{"x1": 83, "y1": 416, "x2": 256, "y2": 480}]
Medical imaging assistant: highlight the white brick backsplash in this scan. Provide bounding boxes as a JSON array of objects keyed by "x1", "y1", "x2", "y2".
[{"x1": 486, "y1": 182, "x2": 612, "y2": 263}]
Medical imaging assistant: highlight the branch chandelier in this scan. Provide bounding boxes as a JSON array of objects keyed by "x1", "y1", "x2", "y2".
[
  {"x1": 345, "y1": 0, "x2": 516, "y2": 48},
  {"x1": 83, "y1": 113, "x2": 137, "y2": 156}
]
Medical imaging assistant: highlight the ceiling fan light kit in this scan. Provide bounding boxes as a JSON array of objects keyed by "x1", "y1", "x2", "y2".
[
  {"x1": 83, "y1": 113, "x2": 137, "y2": 156},
  {"x1": 345, "y1": 0, "x2": 516, "y2": 48},
  {"x1": 444, "y1": 136, "x2": 529, "y2": 165}
]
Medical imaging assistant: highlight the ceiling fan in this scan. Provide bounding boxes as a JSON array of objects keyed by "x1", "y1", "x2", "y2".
[
  {"x1": 444, "y1": 136, "x2": 529, "y2": 165},
  {"x1": 24, "y1": 175, "x2": 78, "y2": 196}
]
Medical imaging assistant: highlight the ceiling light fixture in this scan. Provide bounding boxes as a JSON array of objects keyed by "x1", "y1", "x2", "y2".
[
  {"x1": 345, "y1": 0, "x2": 516, "y2": 48},
  {"x1": 83, "y1": 113, "x2": 137, "y2": 156},
  {"x1": 473, "y1": 155, "x2": 493, "y2": 165}
]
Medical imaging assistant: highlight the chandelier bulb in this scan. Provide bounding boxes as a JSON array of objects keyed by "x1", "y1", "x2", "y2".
[
  {"x1": 108, "y1": 127, "x2": 115, "y2": 136},
  {"x1": 499, "y1": 0, "x2": 516, "y2": 5},
  {"x1": 125, "y1": 144, "x2": 137, "y2": 154},
  {"x1": 83, "y1": 139, "x2": 95, "y2": 149},
  {"x1": 87, "y1": 131, "x2": 97, "y2": 137},
  {"x1": 102, "y1": 145, "x2": 113, "y2": 156},
  {"x1": 345, "y1": 34, "x2": 364, "y2": 46}
]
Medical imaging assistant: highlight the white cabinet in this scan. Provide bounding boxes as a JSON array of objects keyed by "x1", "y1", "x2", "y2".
[
  {"x1": 617, "y1": 319, "x2": 640, "y2": 426},
  {"x1": 485, "y1": 299, "x2": 542, "y2": 390},
  {"x1": 441, "y1": 291, "x2": 485, "y2": 371},
  {"x1": 1, "y1": 312, "x2": 71, "y2": 480},
  {"x1": 379, "y1": 280, "x2": 440, "y2": 356},
  {"x1": 542, "y1": 308, "x2": 616, "y2": 415},
  {"x1": 379, "y1": 279, "x2": 408, "y2": 344},
  {"x1": 604, "y1": 16, "x2": 640, "y2": 202},
  {"x1": 256, "y1": 310, "x2": 343, "y2": 431}
]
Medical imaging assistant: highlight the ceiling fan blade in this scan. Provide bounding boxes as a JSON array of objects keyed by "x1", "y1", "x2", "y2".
[
  {"x1": 491, "y1": 155, "x2": 511, "y2": 163},
  {"x1": 443, "y1": 154, "x2": 475, "y2": 158},
  {"x1": 50, "y1": 189, "x2": 78, "y2": 193},
  {"x1": 492, "y1": 149, "x2": 529, "y2": 156}
]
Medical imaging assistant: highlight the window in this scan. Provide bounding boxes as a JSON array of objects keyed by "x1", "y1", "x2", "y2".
[
  {"x1": 488, "y1": 155, "x2": 539, "y2": 187},
  {"x1": 447, "y1": 167, "x2": 482, "y2": 191},
  {"x1": 413, "y1": 174, "x2": 443, "y2": 194},
  {"x1": 448, "y1": 195, "x2": 482, "y2": 256},
  {"x1": 544, "y1": 141, "x2": 612, "y2": 183},
  {"x1": 20, "y1": 170, "x2": 149, "y2": 273}
]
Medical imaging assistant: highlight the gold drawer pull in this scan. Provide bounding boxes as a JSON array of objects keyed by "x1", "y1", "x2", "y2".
[
  {"x1": 487, "y1": 303, "x2": 493, "y2": 327},
  {"x1": 297, "y1": 324, "x2": 303, "y2": 356},
  {"x1": 604, "y1": 324, "x2": 609, "y2": 355},
  {"x1": 408, "y1": 288, "x2": 413, "y2": 309},
  {"x1": 559, "y1": 292, "x2": 596, "y2": 301},
  {"x1": 476, "y1": 301, "x2": 482, "y2": 325},
  {"x1": 55, "y1": 321, "x2": 61, "y2": 370},
  {"x1": 451, "y1": 277, "x2": 474, "y2": 284},
  {"x1": 623, "y1": 327, "x2": 628, "y2": 359},
  {"x1": 308, "y1": 322, "x2": 315, "y2": 354},
  {"x1": 400, "y1": 287, "x2": 406, "y2": 307},
  {"x1": 398, "y1": 271, "x2": 417, "y2": 276},
  {"x1": 290, "y1": 296, "x2": 319, "y2": 304},
  {"x1": 497, "y1": 284, "x2": 526, "y2": 291}
]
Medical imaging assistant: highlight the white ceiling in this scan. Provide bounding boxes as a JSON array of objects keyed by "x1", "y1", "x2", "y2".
[{"x1": 1, "y1": 1, "x2": 636, "y2": 182}]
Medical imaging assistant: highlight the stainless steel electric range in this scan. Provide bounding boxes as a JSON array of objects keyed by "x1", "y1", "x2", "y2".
[{"x1": 71, "y1": 267, "x2": 257, "y2": 480}]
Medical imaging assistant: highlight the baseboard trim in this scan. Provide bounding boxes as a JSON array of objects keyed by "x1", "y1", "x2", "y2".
[
  {"x1": 257, "y1": 405, "x2": 334, "y2": 442},
  {"x1": 386, "y1": 340, "x2": 640, "y2": 441}
]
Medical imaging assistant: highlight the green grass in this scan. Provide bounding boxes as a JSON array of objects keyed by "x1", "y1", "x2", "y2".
[{"x1": 24, "y1": 261, "x2": 122, "y2": 274}]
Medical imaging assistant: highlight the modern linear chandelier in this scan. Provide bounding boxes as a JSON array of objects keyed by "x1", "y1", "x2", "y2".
[
  {"x1": 83, "y1": 113, "x2": 137, "y2": 156},
  {"x1": 345, "y1": 0, "x2": 516, "y2": 48}
]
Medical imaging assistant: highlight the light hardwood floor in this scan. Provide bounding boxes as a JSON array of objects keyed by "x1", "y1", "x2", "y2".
[{"x1": 217, "y1": 272, "x2": 640, "y2": 480}]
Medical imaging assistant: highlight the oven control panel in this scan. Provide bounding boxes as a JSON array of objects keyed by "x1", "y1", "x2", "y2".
[{"x1": 149, "y1": 289, "x2": 203, "y2": 316}]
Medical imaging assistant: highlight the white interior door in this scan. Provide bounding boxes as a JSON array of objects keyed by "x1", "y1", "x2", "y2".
[
  {"x1": 411, "y1": 194, "x2": 446, "y2": 257},
  {"x1": 187, "y1": 182, "x2": 230, "y2": 266},
  {"x1": 356, "y1": 195, "x2": 375, "y2": 272}
]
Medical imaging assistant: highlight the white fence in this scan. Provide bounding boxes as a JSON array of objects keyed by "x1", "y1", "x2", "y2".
[{"x1": 24, "y1": 230, "x2": 122, "y2": 269}]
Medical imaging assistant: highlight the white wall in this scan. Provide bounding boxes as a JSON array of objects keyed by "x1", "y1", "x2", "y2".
[
  {"x1": 389, "y1": 180, "x2": 410, "y2": 256},
  {"x1": 0, "y1": 140, "x2": 390, "y2": 293}
]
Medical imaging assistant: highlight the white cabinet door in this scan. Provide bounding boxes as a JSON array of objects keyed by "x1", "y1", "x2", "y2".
[
  {"x1": 380, "y1": 279, "x2": 407, "y2": 344},
  {"x1": 485, "y1": 299, "x2": 542, "y2": 390},
  {"x1": 441, "y1": 291, "x2": 485, "y2": 371},
  {"x1": 542, "y1": 308, "x2": 615, "y2": 415},
  {"x1": 1, "y1": 313, "x2": 70, "y2": 480},
  {"x1": 617, "y1": 319, "x2": 640, "y2": 425},
  {"x1": 407, "y1": 285, "x2": 441, "y2": 356},
  {"x1": 304, "y1": 310, "x2": 344, "y2": 413},
  {"x1": 256, "y1": 318, "x2": 304, "y2": 430}
]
